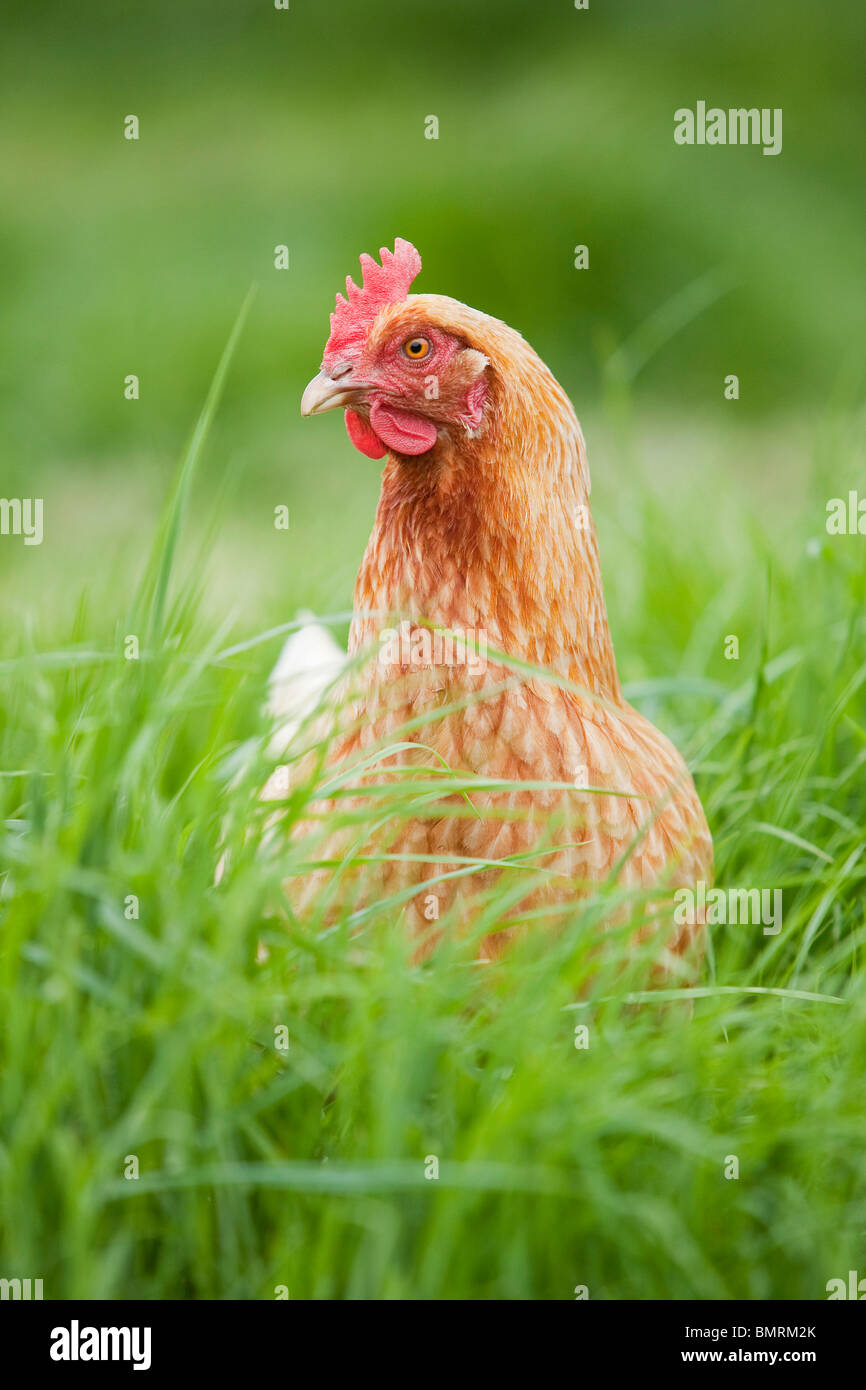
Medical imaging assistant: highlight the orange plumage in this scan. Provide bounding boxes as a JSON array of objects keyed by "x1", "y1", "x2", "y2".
[{"x1": 281, "y1": 241, "x2": 713, "y2": 966}]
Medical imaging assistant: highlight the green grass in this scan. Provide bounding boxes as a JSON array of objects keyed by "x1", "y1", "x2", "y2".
[{"x1": 1, "y1": 315, "x2": 865, "y2": 1300}]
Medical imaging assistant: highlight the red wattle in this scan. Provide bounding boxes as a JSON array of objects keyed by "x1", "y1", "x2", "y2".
[
  {"x1": 369, "y1": 399, "x2": 438, "y2": 455},
  {"x1": 345, "y1": 409, "x2": 387, "y2": 459}
]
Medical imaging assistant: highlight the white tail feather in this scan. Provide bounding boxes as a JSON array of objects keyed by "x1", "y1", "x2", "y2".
[{"x1": 266, "y1": 610, "x2": 347, "y2": 756}]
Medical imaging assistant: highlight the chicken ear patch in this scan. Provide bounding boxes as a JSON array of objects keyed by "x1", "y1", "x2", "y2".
[
  {"x1": 369, "y1": 399, "x2": 438, "y2": 455},
  {"x1": 454, "y1": 349, "x2": 490, "y2": 431}
]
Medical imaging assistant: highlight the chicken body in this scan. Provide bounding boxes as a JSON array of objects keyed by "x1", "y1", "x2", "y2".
[{"x1": 284, "y1": 246, "x2": 712, "y2": 964}]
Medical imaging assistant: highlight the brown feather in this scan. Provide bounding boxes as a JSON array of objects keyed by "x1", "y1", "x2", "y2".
[{"x1": 280, "y1": 292, "x2": 713, "y2": 970}]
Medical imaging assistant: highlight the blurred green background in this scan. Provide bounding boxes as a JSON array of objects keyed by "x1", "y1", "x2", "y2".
[
  {"x1": 3, "y1": 0, "x2": 866, "y2": 1304},
  {"x1": 1, "y1": 0, "x2": 864, "y2": 638}
]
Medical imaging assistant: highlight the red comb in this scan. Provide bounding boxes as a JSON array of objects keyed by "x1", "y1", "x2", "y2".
[{"x1": 324, "y1": 238, "x2": 422, "y2": 359}]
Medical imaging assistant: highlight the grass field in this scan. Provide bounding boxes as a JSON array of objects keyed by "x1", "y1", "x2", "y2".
[
  {"x1": 1, "y1": 308, "x2": 864, "y2": 1299},
  {"x1": 2, "y1": 0, "x2": 865, "y2": 1303}
]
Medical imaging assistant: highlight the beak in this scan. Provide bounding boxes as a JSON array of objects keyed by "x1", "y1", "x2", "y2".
[{"x1": 301, "y1": 370, "x2": 363, "y2": 417}]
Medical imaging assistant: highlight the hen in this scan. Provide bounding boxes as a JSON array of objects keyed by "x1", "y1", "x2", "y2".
[{"x1": 273, "y1": 238, "x2": 712, "y2": 967}]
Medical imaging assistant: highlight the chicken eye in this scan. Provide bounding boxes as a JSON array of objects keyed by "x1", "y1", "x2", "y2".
[{"x1": 402, "y1": 336, "x2": 431, "y2": 360}]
